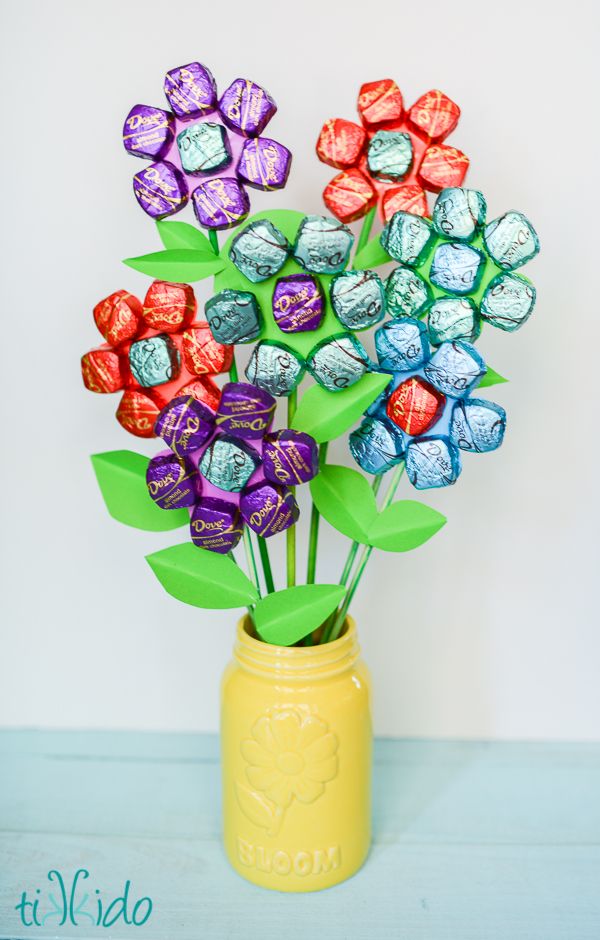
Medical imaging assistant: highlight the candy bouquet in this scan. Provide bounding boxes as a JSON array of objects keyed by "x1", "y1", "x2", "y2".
[{"x1": 82, "y1": 65, "x2": 539, "y2": 890}]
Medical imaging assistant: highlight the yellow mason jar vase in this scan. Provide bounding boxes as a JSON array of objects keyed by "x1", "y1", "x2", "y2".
[{"x1": 221, "y1": 616, "x2": 372, "y2": 892}]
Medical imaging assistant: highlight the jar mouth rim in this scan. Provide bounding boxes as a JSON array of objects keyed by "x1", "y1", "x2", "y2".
[{"x1": 238, "y1": 614, "x2": 356, "y2": 654}]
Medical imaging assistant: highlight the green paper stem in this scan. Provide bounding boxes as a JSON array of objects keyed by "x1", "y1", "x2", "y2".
[
  {"x1": 229, "y1": 356, "x2": 239, "y2": 382},
  {"x1": 208, "y1": 228, "x2": 219, "y2": 254},
  {"x1": 324, "y1": 464, "x2": 405, "y2": 643},
  {"x1": 229, "y1": 551, "x2": 256, "y2": 623},
  {"x1": 242, "y1": 530, "x2": 261, "y2": 602},
  {"x1": 355, "y1": 207, "x2": 376, "y2": 258},
  {"x1": 257, "y1": 537, "x2": 275, "y2": 594},
  {"x1": 306, "y1": 443, "x2": 329, "y2": 585},
  {"x1": 286, "y1": 390, "x2": 298, "y2": 589}
]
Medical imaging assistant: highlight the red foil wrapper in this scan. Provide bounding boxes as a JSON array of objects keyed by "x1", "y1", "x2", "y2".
[
  {"x1": 175, "y1": 377, "x2": 221, "y2": 412},
  {"x1": 357, "y1": 79, "x2": 404, "y2": 127},
  {"x1": 93, "y1": 290, "x2": 142, "y2": 347},
  {"x1": 182, "y1": 325, "x2": 233, "y2": 375},
  {"x1": 386, "y1": 377, "x2": 446, "y2": 436},
  {"x1": 142, "y1": 281, "x2": 197, "y2": 332},
  {"x1": 116, "y1": 390, "x2": 162, "y2": 437},
  {"x1": 81, "y1": 348, "x2": 124, "y2": 394},
  {"x1": 323, "y1": 168, "x2": 377, "y2": 224},
  {"x1": 316, "y1": 119, "x2": 367, "y2": 169}
]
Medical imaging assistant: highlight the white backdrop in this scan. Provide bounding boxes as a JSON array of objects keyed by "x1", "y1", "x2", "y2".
[{"x1": 1, "y1": 0, "x2": 598, "y2": 739}]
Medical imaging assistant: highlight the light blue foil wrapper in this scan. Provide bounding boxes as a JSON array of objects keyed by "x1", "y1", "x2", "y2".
[
  {"x1": 293, "y1": 215, "x2": 354, "y2": 274},
  {"x1": 483, "y1": 211, "x2": 540, "y2": 270},
  {"x1": 385, "y1": 267, "x2": 431, "y2": 318},
  {"x1": 367, "y1": 131, "x2": 413, "y2": 181},
  {"x1": 405, "y1": 436, "x2": 461, "y2": 489},
  {"x1": 245, "y1": 340, "x2": 305, "y2": 397},
  {"x1": 424, "y1": 340, "x2": 486, "y2": 398},
  {"x1": 307, "y1": 334, "x2": 369, "y2": 391},
  {"x1": 427, "y1": 297, "x2": 481, "y2": 345},
  {"x1": 199, "y1": 435, "x2": 259, "y2": 492},
  {"x1": 375, "y1": 318, "x2": 429, "y2": 372},
  {"x1": 330, "y1": 270, "x2": 385, "y2": 330},
  {"x1": 381, "y1": 212, "x2": 434, "y2": 266},
  {"x1": 432, "y1": 188, "x2": 487, "y2": 240},
  {"x1": 128, "y1": 334, "x2": 180, "y2": 387},
  {"x1": 229, "y1": 219, "x2": 289, "y2": 283},
  {"x1": 349, "y1": 417, "x2": 405, "y2": 475},
  {"x1": 176, "y1": 122, "x2": 231, "y2": 175},
  {"x1": 205, "y1": 289, "x2": 262, "y2": 344},
  {"x1": 480, "y1": 273, "x2": 536, "y2": 331},
  {"x1": 430, "y1": 242, "x2": 485, "y2": 295},
  {"x1": 450, "y1": 398, "x2": 506, "y2": 453}
]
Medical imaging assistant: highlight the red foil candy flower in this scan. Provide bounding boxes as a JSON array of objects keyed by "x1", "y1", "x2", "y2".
[
  {"x1": 316, "y1": 81, "x2": 469, "y2": 223},
  {"x1": 81, "y1": 281, "x2": 233, "y2": 438}
]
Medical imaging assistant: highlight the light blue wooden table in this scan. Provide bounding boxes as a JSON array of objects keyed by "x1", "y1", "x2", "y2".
[{"x1": 0, "y1": 731, "x2": 598, "y2": 938}]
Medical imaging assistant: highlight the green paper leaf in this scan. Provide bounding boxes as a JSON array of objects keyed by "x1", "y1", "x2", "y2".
[
  {"x1": 123, "y1": 248, "x2": 225, "y2": 282},
  {"x1": 352, "y1": 235, "x2": 391, "y2": 270},
  {"x1": 91, "y1": 451, "x2": 188, "y2": 532},
  {"x1": 146, "y1": 543, "x2": 259, "y2": 609},
  {"x1": 478, "y1": 366, "x2": 508, "y2": 389},
  {"x1": 291, "y1": 373, "x2": 391, "y2": 443},
  {"x1": 368, "y1": 500, "x2": 446, "y2": 552},
  {"x1": 310, "y1": 464, "x2": 377, "y2": 543},
  {"x1": 156, "y1": 220, "x2": 215, "y2": 253},
  {"x1": 254, "y1": 584, "x2": 346, "y2": 645}
]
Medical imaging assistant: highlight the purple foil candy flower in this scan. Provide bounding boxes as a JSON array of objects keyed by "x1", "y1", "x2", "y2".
[
  {"x1": 192, "y1": 177, "x2": 250, "y2": 230},
  {"x1": 262, "y1": 431, "x2": 319, "y2": 486},
  {"x1": 214, "y1": 382, "x2": 276, "y2": 439},
  {"x1": 154, "y1": 395, "x2": 215, "y2": 456},
  {"x1": 218, "y1": 79, "x2": 277, "y2": 137},
  {"x1": 133, "y1": 161, "x2": 188, "y2": 219},
  {"x1": 123, "y1": 105, "x2": 175, "y2": 160},
  {"x1": 240, "y1": 481, "x2": 299, "y2": 536},
  {"x1": 190, "y1": 497, "x2": 243, "y2": 553},
  {"x1": 237, "y1": 138, "x2": 292, "y2": 191},
  {"x1": 146, "y1": 452, "x2": 199, "y2": 510},
  {"x1": 164, "y1": 62, "x2": 218, "y2": 118},
  {"x1": 272, "y1": 274, "x2": 325, "y2": 333}
]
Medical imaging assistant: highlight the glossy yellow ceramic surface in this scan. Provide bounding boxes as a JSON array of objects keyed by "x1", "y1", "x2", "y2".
[{"x1": 221, "y1": 616, "x2": 372, "y2": 892}]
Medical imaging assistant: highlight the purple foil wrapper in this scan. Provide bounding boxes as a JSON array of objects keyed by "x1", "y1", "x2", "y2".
[
  {"x1": 240, "y1": 481, "x2": 299, "y2": 537},
  {"x1": 272, "y1": 274, "x2": 324, "y2": 333},
  {"x1": 146, "y1": 451, "x2": 199, "y2": 510},
  {"x1": 214, "y1": 382, "x2": 276, "y2": 439},
  {"x1": 218, "y1": 79, "x2": 277, "y2": 137},
  {"x1": 154, "y1": 395, "x2": 215, "y2": 456},
  {"x1": 262, "y1": 431, "x2": 318, "y2": 486},
  {"x1": 133, "y1": 161, "x2": 188, "y2": 219},
  {"x1": 192, "y1": 177, "x2": 250, "y2": 230},
  {"x1": 237, "y1": 138, "x2": 292, "y2": 191},
  {"x1": 164, "y1": 62, "x2": 217, "y2": 118},
  {"x1": 123, "y1": 104, "x2": 174, "y2": 160},
  {"x1": 190, "y1": 497, "x2": 243, "y2": 553}
]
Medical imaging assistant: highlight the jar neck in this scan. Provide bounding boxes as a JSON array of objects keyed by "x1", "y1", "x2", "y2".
[{"x1": 234, "y1": 617, "x2": 360, "y2": 681}]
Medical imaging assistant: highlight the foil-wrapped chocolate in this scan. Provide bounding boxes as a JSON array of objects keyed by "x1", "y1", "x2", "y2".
[
  {"x1": 316, "y1": 118, "x2": 367, "y2": 169},
  {"x1": 128, "y1": 334, "x2": 180, "y2": 387},
  {"x1": 154, "y1": 395, "x2": 215, "y2": 456},
  {"x1": 330, "y1": 270, "x2": 385, "y2": 331},
  {"x1": 81, "y1": 349, "x2": 123, "y2": 394},
  {"x1": 480, "y1": 273, "x2": 536, "y2": 331},
  {"x1": 237, "y1": 138, "x2": 292, "y2": 190},
  {"x1": 133, "y1": 161, "x2": 188, "y2": 219},
  {"x1": 229, "y1": 220, "x2": 289, "y2": 283},
  {"x1": 181, "y1": 325, "x2": 232, "y2": 375},
  {"x1": 176, "y1": 122, "x2": 231, "y2": 175},
  {"x1": 382, "y1": 212, "x2": 434, "y2": 265},
  {"x1": 191, "y1": 177, "x2": 250, "y2": 230},
  {"x1": 164, "y1": 62, "x2": 218, "y2": 119},
  {"x1": 306, "y1": 334, "x2": 369, "y2": 391},
  {"x1": 272, "y1": 274, "x2": 324, "y2": 333},
  {"x1": 142, "y1": 281, "x2": 196, "y2": 332},
  {"x1": 405, "y1": 436, "x2": 461, "y2": 489},
  {"x1": 190, "y1": 497, "x2": 243, "y2": 553},
  {"x1": 199, "y1": 435, "x2": 259, "y2": 492},
  {"x1": 116, "y1": 389, "x2": 161, "y2": 438},
  {"x1": 245, "y1": 341, "x2": 305, "y2": 397},
  {"x1": 322, "y1": 168, "x2": 377, "y2": 224},
  {"x1": 427, "y1": 297, "x2": 481, "y2": 345},
  {"x1": 219, "y1": 79, "x2": 277, "y2": 137},
  {"x1": 386, "y1": 376, "x2": 446, "y2": 436},
  {"x1": 375, "y1": 318, "x2": 429, "y2": 372},
  {"x1": 429, "y1": 242, "x2": 485, "y2": 295},
  {"x1": 385, "y1": 267, "x2": 431, "y2": 318},
  {"x1": 175, "y1": 376, "x2": 220, "y2": 413},
  {"x1": 450, "y1": 398, "x2": 506, "y2": 453},
  {"x1": 146, "y1": 451, "x2": 199, "y2": 510},
  {"x1": 424, "y1": 340, "x2": 486, "y2": 398},
  {"x1": 262, "y1": 430, "x2": 318, "y2": 486},
  {"x1": 367, "y1": 130, "x2": 413, "y2": 182},
  {"x1": 432, "y1": 188, "x2": 486, "y2": 240},
  {"x1": 483, "y1": 212, "x2": 540, "y2": 270},
  {"x1": 93, "y1": 290, "x2": 141, "y2": 347},
  {"x1": 214, "y1": 382, "x2": 276, "y2": 439},
  {"x1": 349, "y1": 416, "x2": 405, "y2": 475},
  {"x1": 293, "y1": 215, "x2": 354, "y2": 274},
  {"x1": 205, "y1": 290, "x2": 262, "y2": 344},
  {"x1": 240, "y1": 481, "x2": 299, "y2": 536},
  {"x1": 122, "y1": 105, "x2": 175, "y2": 160}
]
